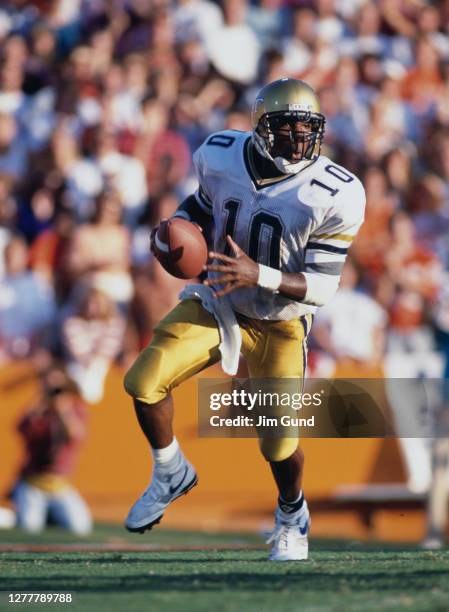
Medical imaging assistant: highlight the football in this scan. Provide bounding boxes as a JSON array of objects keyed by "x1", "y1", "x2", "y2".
[{"x1": 153, "y1": 217, "x2": 208, "y2": 279}]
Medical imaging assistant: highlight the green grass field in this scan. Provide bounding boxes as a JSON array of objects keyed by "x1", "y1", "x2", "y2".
[{"x1": 1, "y1": 525, "x2": 448, "y2": 612}]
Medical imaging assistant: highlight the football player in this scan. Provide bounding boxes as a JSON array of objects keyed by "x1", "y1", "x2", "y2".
[{"x1": 124, "y1": 78, "x2": 366, "y2": 561}]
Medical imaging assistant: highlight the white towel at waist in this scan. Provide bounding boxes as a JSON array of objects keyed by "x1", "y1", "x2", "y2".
[{"x1": 179, "y1": 284, "x2": 242, "y2": 375}]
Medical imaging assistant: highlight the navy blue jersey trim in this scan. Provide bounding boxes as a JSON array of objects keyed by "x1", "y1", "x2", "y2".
[{"x1": 306, "y1": 242, "x2": 349, "y2": 255}]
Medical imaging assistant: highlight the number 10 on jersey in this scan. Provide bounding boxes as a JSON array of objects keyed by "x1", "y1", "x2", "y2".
[{"x1": 223, "y1": 200, "x2": 284, "y2": 269}]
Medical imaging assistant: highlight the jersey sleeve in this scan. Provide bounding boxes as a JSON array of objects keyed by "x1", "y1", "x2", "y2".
[
  {"x1": 191, "y1": 130, "x2": 242, "y2": 215},
  {"x1": 302, "y1": 178, "x2": 366, "y2": 306},
  {"x1": 305, "y1": 178, "x2": 366, "y2": 275},
  {"x1": 173, "y1": 194, "x2": 213, "y2": 228}
]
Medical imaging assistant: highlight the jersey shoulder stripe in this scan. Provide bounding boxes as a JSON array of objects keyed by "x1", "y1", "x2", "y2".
[
  {"x1": 313, "y1": 232, "x2": 354, "y2": 242},
  {"x1": 306, "y1": 242, "x2": 349, "y2": 255}
]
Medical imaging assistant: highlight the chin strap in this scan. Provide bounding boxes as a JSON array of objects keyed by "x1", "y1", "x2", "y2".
[
  {"x1": 252, "y1": 131, "x2": 313, "y2": 175},
  {"x1": 273, "y1": 156, "x2": 313, "y2": 175}
]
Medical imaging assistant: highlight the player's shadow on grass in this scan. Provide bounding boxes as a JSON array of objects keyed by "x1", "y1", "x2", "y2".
[{"x1": 2, "y1": 568, "x2": 449, "y2": 594}]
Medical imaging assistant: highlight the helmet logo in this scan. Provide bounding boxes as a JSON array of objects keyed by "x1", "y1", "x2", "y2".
[{"x1": 253, "y1": 97, "x2": 264, "y2": 113}]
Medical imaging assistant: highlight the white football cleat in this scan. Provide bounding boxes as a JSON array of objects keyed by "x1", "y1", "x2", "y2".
[
  {"x1": 125, "y1": 453, "x2": 197, "y2": 533},
  {"x1": 267, "y1": 501, "x2": 310, "y2": 561}
]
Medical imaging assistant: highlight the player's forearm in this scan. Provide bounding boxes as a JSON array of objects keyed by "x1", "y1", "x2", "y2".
[{"x1": 277, "y1": 271, "x2": 307, "y2": 301}]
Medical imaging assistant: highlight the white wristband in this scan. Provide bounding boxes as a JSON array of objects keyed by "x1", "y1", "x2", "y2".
[{"x1": 258, "y1": 264, "x2": 282, "y2": 291}]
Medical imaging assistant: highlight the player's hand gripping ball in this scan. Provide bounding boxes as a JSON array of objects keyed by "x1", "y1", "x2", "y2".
[
  {"x1": 205, "y1": 235, "x2": 259, "y2": 297},
  {"x1": 152, "y1": 218, "x2": 208, "y2": 279}
]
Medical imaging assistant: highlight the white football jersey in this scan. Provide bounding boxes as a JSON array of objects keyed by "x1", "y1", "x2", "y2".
[{"x1": 192, "y1": 130, "x2": 366, "y2": 321}]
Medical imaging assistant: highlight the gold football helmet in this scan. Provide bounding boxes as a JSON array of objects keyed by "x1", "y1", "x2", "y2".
[{"x1": 251, "y1": 78, "x2": 325, "y2": 173}]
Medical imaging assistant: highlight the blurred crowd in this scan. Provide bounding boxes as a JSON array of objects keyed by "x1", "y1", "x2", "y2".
[{"x1": 0, "y1": 0, "x2": 448, "y2": 400}]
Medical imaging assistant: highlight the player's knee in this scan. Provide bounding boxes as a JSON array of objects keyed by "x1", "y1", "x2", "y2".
[
  {"x1": 124, "y1": 347, "x2": 168, "y2": 404},
  {"x1": 259, "y1": 437, "x2": 298, "y2": 462}
]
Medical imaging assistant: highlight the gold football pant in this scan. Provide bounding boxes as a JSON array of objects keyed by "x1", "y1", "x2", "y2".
[{"x1": 124, "y1": 299, "x2": 312, "y2": 462}]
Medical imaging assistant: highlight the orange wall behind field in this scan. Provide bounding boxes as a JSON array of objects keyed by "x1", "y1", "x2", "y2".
[{"x1": 0, "y1": 362, "x2": 418, "y2": 541}]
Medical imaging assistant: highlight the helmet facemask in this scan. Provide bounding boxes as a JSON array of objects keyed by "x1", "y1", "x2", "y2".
[{"x1": 253, "y1": 111, "x2": 325, "y2": 174}]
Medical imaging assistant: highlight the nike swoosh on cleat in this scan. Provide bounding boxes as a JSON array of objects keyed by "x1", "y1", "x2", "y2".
[
  {"x1": 299, "y1": 520, "x2": 309, "y2": 536},
  {"x1": 168, "y1": 465, "x2": 189, "y2": 495},
  {"x1": 125, "y1": 474, "x2": 198, "y2": 533}
]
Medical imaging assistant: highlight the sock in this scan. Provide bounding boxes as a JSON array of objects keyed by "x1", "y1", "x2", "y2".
[
  {"x1": 152, "y1": 437, "x2": 180, "y2": 467},
  {"x1": 278, "y1": 491, "x2": 304, "y2": 516}
]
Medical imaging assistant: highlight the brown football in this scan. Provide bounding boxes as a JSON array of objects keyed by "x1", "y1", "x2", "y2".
[{"x1": 154, "y1": 217, "x2": 208, "y2": 279}]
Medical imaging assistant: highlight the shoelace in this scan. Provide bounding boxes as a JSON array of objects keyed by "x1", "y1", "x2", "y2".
[
  {"x1": 266, "y1": 523, "x2": 297, "y2": 549},
  {"x1": 141, "y1": 461, "x2": 187, "y2": 501},
  {"x1": 142, "y1": 472, "x2": 171, "y2": 502}
]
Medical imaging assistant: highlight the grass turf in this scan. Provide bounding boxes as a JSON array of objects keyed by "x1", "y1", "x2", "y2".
[{"x1": 1, "y1": 525, "x2": 448, "y2": 612}]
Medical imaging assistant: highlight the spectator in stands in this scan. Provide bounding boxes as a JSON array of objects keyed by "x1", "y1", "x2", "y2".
[
  {"x1": 0, "y1": 235, "x2": 55, "y2": 363},
  {"x1": 0, "y1": 59, "x2": 27, "y2": 117},
  {"x1": 0, "y1": 173, "x2": 16, "y2": 278},
  {"x1": 352, "y1": 165, "x2": 398, "y2": 282},
  {"x1": 401, "y1": 36, "x2": 444, "y2": 114},
  {"x1": 312, "y1": 258, "x2": 387, "y2": 378},
  {"x1": 11, "y1": 364, "x2": 92, "y2": 535},
  {"x1": 61, "y1": 284, "x2": 126, "y2": 403},
  {"x1": 25, "y1": 24, "x2": 57, "y2": 92},
  {"x1": 29, "y1": 206, "x2": 75, "y2": 298},
  {"x1": 365, "y1": 76, "x2": 413, "y2": 161},
  {"x1": 383, "y1": 146, "x2": 413, "y2": 208},
  {"x1": 18, "y1": 187, "x2": 55, "y2": 243},
  {"x1": 136, "y1": 97, "x2": 191, "y2": 200},
  {"x1": 208, "y1": 0, "x2": 261, "y2": 85},
  {"x1": 282, "y1": 7, "x2": 316, "y2": 75},
  {"x1": 385, "y1": 211, "x2": 441, "y2": 360},
  {"x1": 100, "y1": 62, "x2": 143, "y2": 134},
  {"x1": 65, "y1": 190, "x2": 133, "y2": 306},
  {"x1": 91, "y1": 125, "x2": 148, "y2": 226},
  {"x1": 408, "y1": 173, "x2": 449, "y2": 255},
  {"x1": 0, "y1": 112, "x2": 28, "y2": 182},
  {"x1": 51, "y1": 122, "x2": 102, "y2": 222}
]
